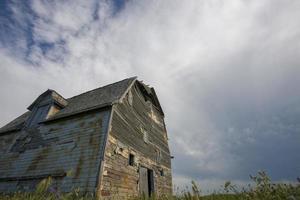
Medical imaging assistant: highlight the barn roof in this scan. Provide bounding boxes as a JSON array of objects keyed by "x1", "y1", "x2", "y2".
[
  {"x1": 0, "y1": 112, "x2": 31, "y2": 134},
  {"x1": 46, "y1": 76, "x2": 136, "y2": 121},
  {"x1": 0, "y1": 77, "x2": 137, "y2": 134}
]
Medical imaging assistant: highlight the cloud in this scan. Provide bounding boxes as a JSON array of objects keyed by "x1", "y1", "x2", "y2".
[{"x1": 1, "y1": 0, "x2": 300, "y2": 190}]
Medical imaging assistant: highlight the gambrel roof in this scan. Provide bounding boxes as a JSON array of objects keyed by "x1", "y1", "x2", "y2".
[{"x1": 0, "y1": 77, "x2": 137, "y2": 134}]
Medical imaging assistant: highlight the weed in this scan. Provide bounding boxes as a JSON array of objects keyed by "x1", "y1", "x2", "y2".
[{"x1": 0, "y1": 171, "x2": 299, "y2": 200}]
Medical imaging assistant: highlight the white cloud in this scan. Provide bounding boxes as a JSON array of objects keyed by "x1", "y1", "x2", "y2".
[{"x1": 1, "y1": 0, "x2": 300, "y2": 190}]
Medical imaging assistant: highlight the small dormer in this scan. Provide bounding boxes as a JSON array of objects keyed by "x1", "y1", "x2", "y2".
[{"x1": 25, "y1": 89, "x2": 67, "y2": 127}]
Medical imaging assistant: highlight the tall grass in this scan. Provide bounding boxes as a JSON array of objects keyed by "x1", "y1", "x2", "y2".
[{"x1": 1, "y1": 171, "x2": 299, "y2": 200}]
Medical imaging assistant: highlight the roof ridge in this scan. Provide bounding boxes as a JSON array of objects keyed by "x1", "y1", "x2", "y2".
[{"x1": 67, "y1": 76, "x2": 137, "y2": 100}]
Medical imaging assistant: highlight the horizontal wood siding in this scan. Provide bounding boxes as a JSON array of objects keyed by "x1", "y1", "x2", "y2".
[
  {"x1": 112, "y1": 85, "x2": 171, "y2": 168},
  {"x1": 99, "y1": 83, "x2": 172, "y2": 199},
  {"x1": 0, "y1": 109, "x2": 111, "y2": 193},
  {"x1": 99, "y1": 135, "x2": 172, "y2": 199}
]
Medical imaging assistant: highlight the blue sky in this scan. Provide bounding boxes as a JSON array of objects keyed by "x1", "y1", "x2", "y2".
[{"x1": 1, "y1": 0, "x2": 300, "y2": 192}]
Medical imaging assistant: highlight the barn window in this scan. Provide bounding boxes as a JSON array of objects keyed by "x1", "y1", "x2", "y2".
[
  {"x1": 129, "y1": 153, "x2": 135, "y2": 166},
  {"x1": 28, "y1": 105, "x2": 50, "y2": 126},
  {"x1": 160, "y1": 169, "x2": 164, "y2": 176}
]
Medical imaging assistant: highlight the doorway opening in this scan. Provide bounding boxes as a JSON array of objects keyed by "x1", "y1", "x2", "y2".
[{"x1": 139, "y1": 167, "x2": 154, "y2": 197}]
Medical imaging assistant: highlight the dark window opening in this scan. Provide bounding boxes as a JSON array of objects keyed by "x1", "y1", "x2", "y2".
[
  {"x1": 28, "y1": 105, "x2": 50, "y2": 127},
  {"x1": 147, "y1": 169, "x2": 154, "y2": 197},
  {"x1": 129, "y1": 153, "x2": 135, "y2": 166},
  {"x1": 160, "y1": 170, "x2": 164, "y2": 176}
]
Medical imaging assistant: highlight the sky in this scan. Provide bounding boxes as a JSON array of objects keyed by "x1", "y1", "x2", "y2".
[{"x1": 0, "y1": 0, "x2": 300, "y2": 193}]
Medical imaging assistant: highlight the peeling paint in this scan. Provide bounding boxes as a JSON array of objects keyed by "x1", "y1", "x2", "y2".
[
  {"x1": 0, "y1": 110, "x2": 110, "y2": 193},
  {"x1": 27, "y1": 147, "x2": 50, "y2": 172}
]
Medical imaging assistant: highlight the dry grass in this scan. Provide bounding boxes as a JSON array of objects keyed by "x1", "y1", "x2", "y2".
[{"x1": 1, "y1": 171, "x2": 299, "y2": 200}]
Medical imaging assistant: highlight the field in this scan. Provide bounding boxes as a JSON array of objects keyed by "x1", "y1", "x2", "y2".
[{"x1": 0, "y1": 171, "x2": 299, "y2": 200}]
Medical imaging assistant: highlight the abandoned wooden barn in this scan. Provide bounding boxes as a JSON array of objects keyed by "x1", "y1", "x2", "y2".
[{"x1": 0, "y1": 77, "x2": 172, "y2": 198}]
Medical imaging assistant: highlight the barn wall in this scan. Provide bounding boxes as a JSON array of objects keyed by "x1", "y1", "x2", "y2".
[
  {"x1": 98, "y1": 83, "x2": 172, "y2": 199},
  {"x1": 0, "y1": 109, "x2": 111, "y2": 193},
  {"x1": 0, "y1": 131, "x2": 19, "y2": 152}
]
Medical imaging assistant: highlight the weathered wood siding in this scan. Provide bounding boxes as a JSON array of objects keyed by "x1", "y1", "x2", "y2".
[
  {"x1": 99, "y1": 83, "x2": 172, "y2": 199},
  {"x1": 0, "y1": 109, "x2": 111, "y2": 193}
]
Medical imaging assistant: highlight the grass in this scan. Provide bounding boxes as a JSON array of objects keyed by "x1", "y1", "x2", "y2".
[{"x1": 1, "y1": 171, "x2": 299, "y2": 200}]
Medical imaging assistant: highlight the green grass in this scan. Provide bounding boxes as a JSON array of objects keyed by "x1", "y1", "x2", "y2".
[{"x1": 1, "y1": 171, "x2": 299, "y2": 200}]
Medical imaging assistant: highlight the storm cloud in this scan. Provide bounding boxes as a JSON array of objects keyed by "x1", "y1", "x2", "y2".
[{"x1": 1, "y1": 0, "x2": 300, "y2": 191}]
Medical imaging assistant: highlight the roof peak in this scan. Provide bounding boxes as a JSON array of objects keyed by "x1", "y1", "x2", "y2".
[
  {"x1": 68, "y1": 76, "x2": 137, "y2": 100},
  {"x1": 45, "y1": 76, "x2": 137, "y2": 121},
  {"x1": 27, "y1": 89, "x2": 67, "y2": 111},
  {"x1": 1, "y1": 77, "x2": 139, "y2": 133}
]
